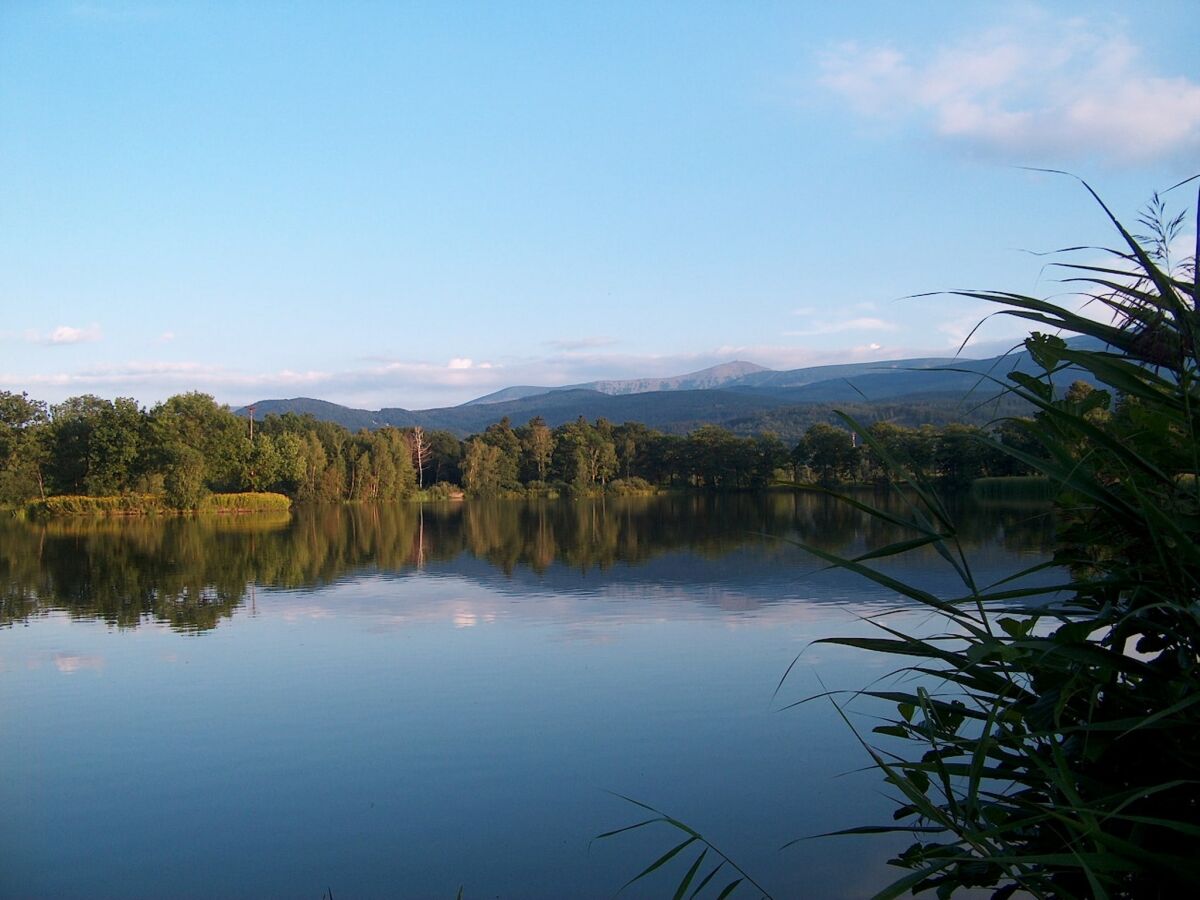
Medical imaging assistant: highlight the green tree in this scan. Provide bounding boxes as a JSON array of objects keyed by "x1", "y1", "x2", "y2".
[
  {"x1": 520, "y1": 416, "x2": 556, "y2": 483},
  {"x1": 933, "y1": 422, "x2": 988, "y2": 484},
  {"x1": 0, "y1": 391, "x2": 49, "y2": 502},
  {"x1": 684, "y1": 425, "x2": 762, "y2": 488},
  {"x1": 151, "y1": 393, "x2": 246, "y2": 492},
  {"x1": 638, "y1": 432, "x2": 684, "y2": 485},
  {"x1": 750, "y1": 432, "x2": 789, "y2": 487},
  {"x1": 242, "y1": 435, "x2": 283, "y2": 492},
  {"x1": 318, "y1": 454, "x2": 347, "y2": 501},
  {"x1": 613, "y1": 421, "x2": 653, "y2": 480},
  {"x1": 462, "y1": 437, "x2": 504, "y2": 497},
  {"x1": 425, "y1": 430, "x2": 463, "y2": 485},
  {"x1": 272, "y1": 431, "x2": 308, "y2": 494},
  {"x1": 554, "y1": 417, "x2": 617, "y2": 492},
  {"x1": 45, "y1": 394, "x2": 108, "y2": 493},
  {"x1": 163, "y1": 445, "x2": 207, "y2": 509},
  {"x1": 481, "y1": 418, "x2": 522, "y2": 491},
  {"x1": 347, "y1": 447, "x2": 371, "y2": 500},
  {"x1": 796, "y1": 423, "x2": 857, "y2": 484},
  {"x1": 296, "y1": 433, "x2": 329, "y2": 500},
  {"x1": 863, "y1": 422, "x2": 912, "y2": 482},
  {"x1": 373, "y1": 427, "x2": 417, "y2": 499}
]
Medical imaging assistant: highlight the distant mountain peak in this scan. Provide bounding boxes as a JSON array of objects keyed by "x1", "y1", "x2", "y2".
[{"x1": 702, "y1": 360, "x2": 768, "y2": 374}]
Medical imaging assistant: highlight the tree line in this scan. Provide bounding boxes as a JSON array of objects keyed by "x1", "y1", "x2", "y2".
[{"x1": 0, "y1": 389, "x2": 1042, "y2": 507}]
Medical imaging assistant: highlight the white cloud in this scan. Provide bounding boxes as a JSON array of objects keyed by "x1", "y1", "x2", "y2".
[
  {"x1": 25, "y1": 323, "x2": 103, "y2": 345},
  {"x1": 158, "y1": 331, "x2": 176, "y2": 343},
  {"x1": 818, "y1": 11, "x2": 1200, "y2": 165}
]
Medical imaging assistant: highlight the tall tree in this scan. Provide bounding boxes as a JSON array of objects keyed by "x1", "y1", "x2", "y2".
[
  {"x1": 521, "y1": 416, "x2": 555, "y2": 483},
  {"x1": 481, "y1": 418, "x2": 521, "y2": 491},
  {"x1": 462, "y1": 437, "x2": 504, "y2": 497},
  {"x1": 241, "y1": 435, "x2": 283, "y2": 492},
  {"x1": 409, "y1": 426, "x2": 428, "y2": 489},
  {"x1": 751, "y1": 432, "x2": 789, "y2": 487},
  {"x1": 150, "y1": 393, "x2": 246, "y2": 492},
  {"x1": 425, "y1": 430, "x2": 463, "y2": 485},
  {"x1": 797, "y1": 423, "x2": 857, "y2": 485},
  {"x1": 0, "y1": 391, "x2": 48, "y2": 502},
  {"x1": 613, "y1": 421, "x2": 653, "y2": 480}
]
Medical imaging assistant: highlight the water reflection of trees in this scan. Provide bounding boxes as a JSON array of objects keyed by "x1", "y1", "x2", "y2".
[{"x1": 0, "y1": 491, "x2": 1053, "y2": 632}]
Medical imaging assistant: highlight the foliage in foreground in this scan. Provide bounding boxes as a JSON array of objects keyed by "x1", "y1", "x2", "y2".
[
  {"x1": 802, "y1": 177, "x2": 1200, "y2": 899},
  {"x1": 604, "y1": 178, "x2": 1200, "y2": 898}
]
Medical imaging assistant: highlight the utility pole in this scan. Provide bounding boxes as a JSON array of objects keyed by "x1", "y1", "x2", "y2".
[{"x1": 246, "y1": 404, "x2": 256, "y2": 442}]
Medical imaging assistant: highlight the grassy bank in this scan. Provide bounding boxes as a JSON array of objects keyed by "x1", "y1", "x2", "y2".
[{"x1": 26, "y1": 491, "x2": 292, "y2": 517}]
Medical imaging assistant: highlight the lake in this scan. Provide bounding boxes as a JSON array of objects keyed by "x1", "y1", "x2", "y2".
[{"x1": 0, "y1": 492, "x2": 1056, "y2": 899}]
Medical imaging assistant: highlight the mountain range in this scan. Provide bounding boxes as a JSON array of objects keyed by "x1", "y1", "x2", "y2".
[
  {"x1": 238, "y1": 342, "x2": 1091, "y2": 442},
  {"x1": 462, "y1": 360, "x2": 772, "y2": 405}
]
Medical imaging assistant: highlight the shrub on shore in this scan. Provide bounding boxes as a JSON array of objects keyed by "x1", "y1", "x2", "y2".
[{"x1": 607, "y1": 476, "x2": 657, "y2": 496}]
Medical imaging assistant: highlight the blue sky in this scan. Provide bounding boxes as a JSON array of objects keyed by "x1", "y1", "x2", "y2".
[{"x1": 2, "y1": 1, "x2": 1197, "y2": 410}]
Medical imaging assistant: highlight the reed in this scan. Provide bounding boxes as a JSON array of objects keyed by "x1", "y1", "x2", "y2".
[
  {"x1": 605, "y1": 174, "x2": 1200, "y2": 898},
  {"x1": 199, "y1": 491, "x2": 292, "y2": 513},
  {"x1": 27, "y1": 493, "x2": 165, "y2": 516},
  {"x1": 26, "y1": 491, "x2": 291, "y2": 516}
]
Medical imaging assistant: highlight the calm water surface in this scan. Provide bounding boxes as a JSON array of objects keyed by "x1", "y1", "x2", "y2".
[{"x1": 0, "y1": 493, "x2": 1055, "y2": 899}]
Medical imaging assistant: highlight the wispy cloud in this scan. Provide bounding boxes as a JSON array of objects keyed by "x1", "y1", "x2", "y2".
[
  {"x1": 818, "y1": 10, "x2": 1200, "y2": 165},
  {"x1": 544, "y1": 336, "x2": 619, "y2": 351},
  {"x1": 5, "y1": 361, "x2": 332, "y2": 391},
  {"x1": 24, "y1": 324, "x2": 104, "y2": 345},
  {"x1": 784, "y1": 316, "x2": 899, "y2": 337}
]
